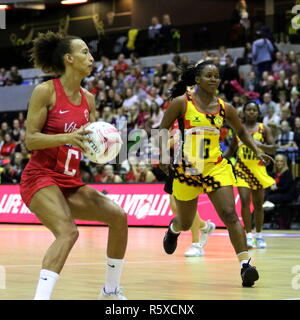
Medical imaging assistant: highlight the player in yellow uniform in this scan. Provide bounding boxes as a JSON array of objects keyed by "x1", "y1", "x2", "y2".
[
  {"x1": 159, "y1": 61, "x2": 272, "y2": 287},
  {"x1": 224, "y1": 102, "x2": 276, "y2": 249},
  {"x1": 165, "y1": 123, "x2": 215, "y2": 257}
]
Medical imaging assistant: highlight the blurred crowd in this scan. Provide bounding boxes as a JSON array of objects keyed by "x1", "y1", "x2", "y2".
[{"x1": 1, "y1": 22, "x2": 300, "y2": 189}]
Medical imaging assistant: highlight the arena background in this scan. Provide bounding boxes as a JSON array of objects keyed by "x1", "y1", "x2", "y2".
[{"x1": 1, "y1": 0, "x2": 300, "y2": 229}]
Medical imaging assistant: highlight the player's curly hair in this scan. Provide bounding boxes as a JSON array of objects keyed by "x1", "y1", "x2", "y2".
[
  {"x1": 30, "y1": 31, "x2": 80, "y2": 75},
  {"x1": 169, "y1": 60, "x2": 217, "y2": 100}
]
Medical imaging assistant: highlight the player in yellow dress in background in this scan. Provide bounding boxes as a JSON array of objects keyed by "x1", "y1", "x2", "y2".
[
  {"x1": 224, "y1": 102, "x2": 276, "y2": 249},
  {"x1": 159, "y1": 61, "x2": 272, "y2": 287}
]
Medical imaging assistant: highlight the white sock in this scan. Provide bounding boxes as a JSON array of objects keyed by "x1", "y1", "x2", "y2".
[
  {"x1": 246, "y1": 232, "x2": 253, "y2": 239},
  {"x1": 200, "y1": 221, "x2": 208, "y2": 231},
  {"x1": 256, "y1": 232, "x2": 262, "y2": 239},
  {"x1": 170, "y1": 223, "x2": 180, "y2": 234},
  {"x1": 33, "y1": 269, "x2": 59, "y2": 300},
  {"x1": 104, "y1": 258, "x2": 124, "y2": 293},
  {"x1": 240, "y1": 259, "x2": 249, "y2": 269}
]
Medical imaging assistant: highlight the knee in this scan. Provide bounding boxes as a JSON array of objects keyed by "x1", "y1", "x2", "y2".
[
  {"x1": 221, "y1": 208, "x2": 239, "y2": 226},
  {"x1": 252, "y1": 200, "x2": 264, "y2": 209},
  {"x1": 57, "y1": 226, "x2": 79, "y2": 243}
]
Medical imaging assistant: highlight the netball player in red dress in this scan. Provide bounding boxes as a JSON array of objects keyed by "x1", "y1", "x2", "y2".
[{"x1": 20, "y1": 32, "x2": 127, "y2": 300}]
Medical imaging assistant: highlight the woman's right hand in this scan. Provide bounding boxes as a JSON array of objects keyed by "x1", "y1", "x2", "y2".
[{"x1": 64, "y1": 124, "x2": 92, "y2": 152}]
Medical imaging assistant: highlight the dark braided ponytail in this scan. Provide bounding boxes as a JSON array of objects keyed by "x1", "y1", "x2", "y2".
[{"x1": 169, "y1": 60, "x2": 217, "y2": 100}]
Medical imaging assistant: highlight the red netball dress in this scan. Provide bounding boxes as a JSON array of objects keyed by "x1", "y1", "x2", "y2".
[{"x1": 20, "y1": 78, "x2": 90, "y2": 207}]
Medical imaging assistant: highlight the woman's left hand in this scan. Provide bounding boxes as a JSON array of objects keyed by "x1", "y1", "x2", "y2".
[{"x1": 256, "y1": 151, "x2": 274, "y2": 166}]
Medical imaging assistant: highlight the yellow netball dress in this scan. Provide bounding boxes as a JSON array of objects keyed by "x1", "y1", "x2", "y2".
[
  {"x1": 234, "y1": 123, "x2": 275, "y2": 190},
  {"x1": 171, "y1": 92, "x2": 236, "y2": 201}
]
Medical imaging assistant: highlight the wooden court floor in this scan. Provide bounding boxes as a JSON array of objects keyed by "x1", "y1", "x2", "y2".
[{"x1": 0, "y1": 224, "x2": 299, "y2": 300}]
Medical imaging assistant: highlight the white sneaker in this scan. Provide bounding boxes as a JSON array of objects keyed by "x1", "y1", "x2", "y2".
[
  {"x1": 262, "y1": 201, "x2": 275, "y2": 209},
  {"x1": 256, "y1": 237, "x2": 267, "y2": 249},
  {"x1": 184, "y1": 243, "x2": 205, "y2": 257},
  {"x1": 200, "y1": 220, "x2": 216, "y2": 247},
  {"x1": 247, "y1": 237, "x2": 256, "y2": 249},
  {"x1": 98, "y1": 287, "x2": 127, "y2": 300}
]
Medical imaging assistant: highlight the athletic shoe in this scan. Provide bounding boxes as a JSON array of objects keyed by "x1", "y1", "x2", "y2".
[
  {"x1": 163, "y1": 218, "x2": 180, "y2": 254},
  {"x1": 262, "y1": 201, "x2": 275, "y2": 209},
  {"x1": 200, "y1": 220, "x2": 216, "y2": 247},
  {"x1": 184, "y1": 243, "x2": 205, "y2": 257},
  {"x1": 247, "y1": 237, "x2": 256, "y2": 249},
  {"x1": 256, "y1": 237, "x2": 267, "y2": 249},
  {"x1": 241, "y1": 259, "x2": 259, "y2": 287},
  {"x1": 98, "y1": 287, "x2": 127, "y2": 300}
]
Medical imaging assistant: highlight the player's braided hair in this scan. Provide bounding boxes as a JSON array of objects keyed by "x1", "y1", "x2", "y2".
[
  {"x1": 30, "y1": 31, "x2": 80, "y2": 75},
  {"x1": 169, "y1": 60, "x2": 216, "y2": 100}
]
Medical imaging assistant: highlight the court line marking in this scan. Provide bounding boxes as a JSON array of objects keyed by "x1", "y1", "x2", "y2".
[
  {"x1": 3, "y1": 255, "x2": 300, "y2": 268},
  {"x1": 1, "y1": 227, "x2": 300, "y2": 238}
]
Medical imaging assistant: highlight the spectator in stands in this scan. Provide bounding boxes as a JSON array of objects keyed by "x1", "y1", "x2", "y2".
[
  {"x1": 276, "y1": 120, "x2": 298, "y2": 164},
  {"x1": 277, "y1": 91, "x2": 290, "y2": 113},
  {"x1": 145, "y1": 86, "x2": 164, "y2": 107},
  {"x1": 0, "y1": 67, "x2": 7, "y2": 86},
  {"x1": 220, "y1": 54, "x2": 240, "y2": 101},
  {"x1": 129, "y1": 52, "x2": 141, "y2": 68},
  {"x1": 114, "y1": 53, "x2": 129, "y2": 75},
  {"x1": 0, "y1": 121, "x2": 11, "y2": 138},
  {"x1": 260, "y1": 75, "x2": 277, "y2": 101},
  {"x1": 126, "y1": 104, "x2": 139, "y2": 132},
  {"x1": 218, "y1": 46, "x2": 228, "y2": 66},
  {"x1": 122, "y1": 88, "x2": 139, "y2": 110},
  {"x1": 149, "y1": 101, "x2": 164, "y2": 129},
  {"x1": 263, "y1": 154, "x2": 295, "y2": 229},
  {"x1": 244, "y1": 71, "x2": 260, "y2": 92},
  {"x1": 160, "y1": 14, "x2": 175, "y2": 54},
  {"x1": 98, "y1": 164, "x2": 123, "y2": 183},
  {"x1": 260, "y1": 93, "x2": 280, "y2": 117},
  {"x1": 125, "y1": 161, "x2": 156, "y2": 183},
  {"x1": 281, "y1": 106, "x2": 294, "y2": 129},
  {"x1": 112, "y1": 107, "x2": 127, "y2": 131},
  {"x1": 14, "y1": 130, "x2": 28, "y2": 157},
  {"x1": 272, "y1": 51, "x2": 289, "y2": 76},
  {"x1": 11, "y1": 119, "x2": 23, "y2": 142},
  {"x1": 289, "y1": 74, "x2": 300, "y2": 93},
  {"x1": 148, "y1": 16, "x2": 162, "y2": 55},
  {"x1": 96, "y1": 91, "x2": 107, "y2": 111},
  {"x1": 102, "y1": 57, "x2": 114, "y2": 75},
  {"x1": 162, "y1": 72, "x2": 176, "y2": 98},
  {"x1": 6, "y1": 66, "x2": 23, "y2": 85},
  {"x1": 289, "y1": 62, "x2": 299, "y2": 77},
  {"x1": 294, "y1": 117, "x2": 300, "y2": 149},
  {"x1": 8, "y1": 152, "x2": 23, "y2": 183},
  {"x1": 111, "y1": 92, "x2": 124, "y2": 109},
  {"x1": 290, "y1": 89, "x2": 300, "y2": 117},
  {"x1": 18, "y1": 112, "x2": 25, "y2": 129},
  {"x1": 102, "y1": 106, "x2": 115, "y2": 124},
  {"x1": 287, "y1": 50, "x2": 299, "y2": 66},
  {"x1": 136, "y1": 101, "x2": 151, "y2": 129},
  {"x1": 252, "y1": 30, "x2": 274, "y2": 80},
  {"x1": 0, "y1": 133, "x2": 16, "y2": 158},
  {"x1": 263, "y1": 105, "x2": 280, "y2": 127}
]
